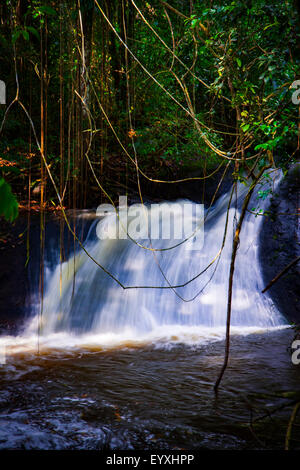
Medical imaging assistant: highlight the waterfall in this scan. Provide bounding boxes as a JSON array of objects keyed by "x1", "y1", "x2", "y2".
[{"x1": 29, "y1": 171, "x2": 285, "y2": 344}]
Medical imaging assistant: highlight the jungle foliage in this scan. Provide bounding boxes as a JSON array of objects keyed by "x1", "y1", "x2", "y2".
[{"x1": 0, "y1": 0, "x2": 299, "y2": 214}]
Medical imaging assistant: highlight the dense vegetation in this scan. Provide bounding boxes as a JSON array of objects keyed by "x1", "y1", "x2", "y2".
[{"x1": 0, "y1": 0, "x2": 299, "y2": 217}]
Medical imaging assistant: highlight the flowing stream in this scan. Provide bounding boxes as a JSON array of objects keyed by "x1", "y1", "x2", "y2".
[{"x1": 0, "y1": 171, "x2": 299, "y2": 450}]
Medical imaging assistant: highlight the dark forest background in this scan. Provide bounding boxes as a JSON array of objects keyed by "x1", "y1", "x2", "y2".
[{"x1": 0, "y1": 0, "x2": 299, "y2": 219}]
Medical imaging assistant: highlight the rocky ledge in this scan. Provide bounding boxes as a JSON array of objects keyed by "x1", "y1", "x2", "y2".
[{"x1": 260, "y1": 164, "x2": 300, "y2": 324}]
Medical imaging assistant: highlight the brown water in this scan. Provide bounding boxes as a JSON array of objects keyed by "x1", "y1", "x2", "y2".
[{"x1": 0, "y1": 327, "x2": 299, "y2": 450}]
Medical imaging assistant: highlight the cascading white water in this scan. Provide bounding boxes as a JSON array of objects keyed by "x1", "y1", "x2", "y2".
[{"x1": 30, "y1": 171, "x2": 286, "y2": 345}]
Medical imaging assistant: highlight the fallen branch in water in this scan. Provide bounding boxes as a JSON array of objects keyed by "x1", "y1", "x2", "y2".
[
  {"x1": 214, "y1": 165, "x2": 271, "y2": 392},
  {"x1": 285, "y1": 401, "x2": 300, "y2": 450},
  {"x1": 262, "y1": 256, "x2": 300, "y2": 293}
]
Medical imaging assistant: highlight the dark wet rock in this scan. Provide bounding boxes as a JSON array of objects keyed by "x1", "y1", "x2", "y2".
[
  {"x1": 260, "y1": 164, "x2": 300, "y2": 324},
  {"x1": 139, "y1": 163, "x2": 234, "y2": 204},
  {"x1": 0, "y1": 216, "x2": 30, "y2": 333},
  {"x1": 0, "y1": 212, "x2": 97, "y2": 334}
]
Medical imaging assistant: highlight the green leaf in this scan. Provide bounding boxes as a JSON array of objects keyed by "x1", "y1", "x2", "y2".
[
  {"x1": 22, "y1": 30, "x2": 29, "y2": 41},
  {"x1": 0, "y1": 33, "x2": 8, "y2": 47},
  {"x1": 236, "y1": 58, "x2": 242, "y2": 67},
  {"x1": 27, "y1": 27, "x2": 40, "y2": 40},
  {"x1": 258, "y1": 189, "x2": 272, "y2": 200},
  {"x1": 38, "y1": 5, "x2": 57, "y2": 16},
  {"x1": 0, "y1": 178, "x2": 19, "y2": 222},
  {"x1": 12, "y1": 29, "x2": 22, "y2": 44}
]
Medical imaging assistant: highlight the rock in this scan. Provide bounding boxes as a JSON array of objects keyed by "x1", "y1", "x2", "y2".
[
  {"x1": 0, "y1": 216, "x2": 30, "y2": 333},
  {"x1": 260, "y1": 163, "x2": 300, "y2": 324},
  {"x1": 139, "y1": 163, "x2": 234, "y2": 204},
  {"x1": 0, "y1": 211, "x2": 96, "y2": 334}
]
